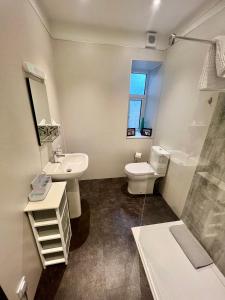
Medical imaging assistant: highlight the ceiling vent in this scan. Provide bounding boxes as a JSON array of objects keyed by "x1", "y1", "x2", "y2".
[{"x1": 146, "y1": 31, "x2": 157, "y2": 49}]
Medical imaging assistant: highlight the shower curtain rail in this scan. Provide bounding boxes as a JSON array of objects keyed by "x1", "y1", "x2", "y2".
[{"x1": 169, "y1": 33, "x2": 215, "y2": 46}]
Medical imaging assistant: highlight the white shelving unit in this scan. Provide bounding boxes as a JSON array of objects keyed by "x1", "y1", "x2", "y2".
[{"x1": 25, "y1": 182, "x2": 72, "y2": 269}]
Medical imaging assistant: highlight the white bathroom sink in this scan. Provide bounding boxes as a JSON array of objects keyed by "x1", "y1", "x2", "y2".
[{"x1": 43, "y1": 153, "x2": 89, "y2": 181}]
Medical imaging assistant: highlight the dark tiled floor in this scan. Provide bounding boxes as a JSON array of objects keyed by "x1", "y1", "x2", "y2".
[{"x1": 35, "y1": 178, "x2": 178, "y2": 300}]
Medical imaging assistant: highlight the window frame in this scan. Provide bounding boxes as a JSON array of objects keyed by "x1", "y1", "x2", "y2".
[{"x1": 128, "y1": 71, "x2": 149, "y2": 130}]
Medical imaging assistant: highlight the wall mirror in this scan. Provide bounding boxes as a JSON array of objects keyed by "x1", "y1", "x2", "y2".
[
  {"x1": 27, "y1": 76, "x2": 51, "y2": 125},
  {"x1": 24, "y1": 62, "x2": 60, "y2": 146},
  {"x1": 26, "y1": 76, "x2": 52, "y2": 146}
]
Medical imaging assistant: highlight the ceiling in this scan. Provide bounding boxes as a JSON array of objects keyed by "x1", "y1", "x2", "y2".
[{"x1": 39, "y1": 0, "x2": 219, "y2": 34}]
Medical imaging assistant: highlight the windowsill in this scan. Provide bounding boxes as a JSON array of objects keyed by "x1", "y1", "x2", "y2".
[
  {"x1": 126, "y1": 130, "x2": 152, "y2": 139},
  {"x1": 127, "y1": 135, "x2": 152, "y2": 139}
]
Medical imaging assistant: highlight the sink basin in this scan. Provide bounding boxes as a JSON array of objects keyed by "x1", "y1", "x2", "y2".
[
  {"x1": 43, "y1": 153, "x2": 89, "y2": 219},
  {"x1": 43, "y1": 153, "x2": 88, "y2": 180}
]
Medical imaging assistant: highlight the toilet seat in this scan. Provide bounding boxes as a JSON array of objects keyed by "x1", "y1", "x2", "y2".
[{"x1": 125, "y1": 162, "x2": 155, "y2": 176}]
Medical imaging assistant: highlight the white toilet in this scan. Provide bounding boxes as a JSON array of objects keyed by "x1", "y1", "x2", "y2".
[{"x1": 124, "y1": 146, "x2": 170, "y2": 195}]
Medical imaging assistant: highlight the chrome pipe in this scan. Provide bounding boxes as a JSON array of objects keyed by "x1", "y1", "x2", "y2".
[{"x1": 169, "y1": 33, "x2": 215, "y2": 46}]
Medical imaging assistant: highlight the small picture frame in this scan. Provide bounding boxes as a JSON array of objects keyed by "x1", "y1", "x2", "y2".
[
  {"x1": 141, "y1": 128, "x2": 152, "y2": 137},
  {"x1": 127, "y1": 128, "x2": 136, "y2": 136}
]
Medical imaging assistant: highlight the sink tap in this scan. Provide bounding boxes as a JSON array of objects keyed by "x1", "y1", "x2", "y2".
[{"x1": 52, "y1": 149, "x2": 65, "y2": 163}]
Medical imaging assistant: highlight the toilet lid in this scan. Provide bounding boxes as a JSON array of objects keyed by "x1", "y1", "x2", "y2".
[{"x1": 125, "y1": 162, "x2": 155, "y2": 176}]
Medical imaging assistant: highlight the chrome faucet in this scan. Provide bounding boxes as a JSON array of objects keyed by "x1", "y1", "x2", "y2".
[{"x1": 52, "y1": 148, "x2": 65, "y2": 163}]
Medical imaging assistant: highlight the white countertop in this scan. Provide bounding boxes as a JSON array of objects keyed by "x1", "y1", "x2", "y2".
[{"x1": 24, "y1": 182, "x2": 67, "y2": 212}]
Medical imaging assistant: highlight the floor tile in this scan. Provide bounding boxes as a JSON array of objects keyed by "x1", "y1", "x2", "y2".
[{"x1": 35, "y1": 178, "x2": 178, "y2": 300}]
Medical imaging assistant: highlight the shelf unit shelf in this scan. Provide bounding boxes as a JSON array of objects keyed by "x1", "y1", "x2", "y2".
[
  {"x1": 25, "y1": 182, "x2": 72, "y2": 269},
  {"x1": 38, "y1": 234, "x2": 61, "y2": 242},
  {"x1": 41, "y1": 246, "x2": 63, "y2": 255},
  {"x1": 45, "y1": 258, "x2": 65, "y2": 267},
  {"x1": 34, "y1": 219, "x2": 58, "y2": 227}
]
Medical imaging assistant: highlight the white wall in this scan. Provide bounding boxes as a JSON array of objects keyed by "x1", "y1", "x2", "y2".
[
  {"x1": 154, "y1": 7, "x2": 225, "y2": 217},
  {"x1": 0, "y1": 1, "x2": 61, "y2": 299},
  {"x1": 53, "y1": 40, "x2": 164, "y2": 179}
]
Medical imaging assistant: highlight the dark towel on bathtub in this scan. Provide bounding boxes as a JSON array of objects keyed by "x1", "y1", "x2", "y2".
[{"x1": 169, "y1": 224, "x2": 213, "y2": 269}]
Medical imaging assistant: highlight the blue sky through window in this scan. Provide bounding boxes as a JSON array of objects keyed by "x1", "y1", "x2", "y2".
[
  {"x1": 129, "y1": 73, "x2": 146, "y2": 95},
  {"x1": 128, "y1": 100, "x2": 142, "y2": 129}
]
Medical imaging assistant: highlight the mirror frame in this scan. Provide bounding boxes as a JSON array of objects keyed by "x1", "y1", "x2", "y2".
[{"x1": 26, "y1": 77, "x2": 42, "y2": 146}]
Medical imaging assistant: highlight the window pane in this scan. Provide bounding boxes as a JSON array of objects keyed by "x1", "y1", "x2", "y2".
[
  {"x1": 129, "y1": 73, "x2": 146, "y2": 95},
  {"x1": 128, "y1": 100, "x2": 142, "y2": 129}
]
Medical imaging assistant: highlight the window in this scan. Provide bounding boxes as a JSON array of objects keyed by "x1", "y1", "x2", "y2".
[
  {"x1": 127, "y1": 59, "x2": 162, "y2": 138},
  {"x1": 129, "y1": 73, "x2": 146, "y2": 95},
  {"x1": 128, "y1": 73, "x2": 147, "y2": 130},
  {"x1": 128, "y1": 99, "x2": 142, "y2": 128}
]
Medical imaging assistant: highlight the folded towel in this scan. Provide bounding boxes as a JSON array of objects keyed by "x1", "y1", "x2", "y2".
[
  {"x1": 199, "y1": 43, "x2": 225, "y2": 90},
  {"x1": 215, "y1": 36, "x2": 225, "y2": 77},
  {"x1": 170, "y1": 224, "x2": 213, "y2": 269},
  {"x1": 51, "y1": 119, "x2": 61, "y2": 126},
  {"x1": 38, "y1": 118, "x2": 47, "y2": 126}
]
